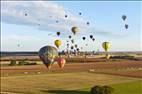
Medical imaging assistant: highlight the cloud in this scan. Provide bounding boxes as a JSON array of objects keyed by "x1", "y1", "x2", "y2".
[
  {"x1": 1, "y1": 1, "x2": 124, "y2": 37},
  {"x1": 1, "y1": 1, "x2": 82, "y2": 30}
]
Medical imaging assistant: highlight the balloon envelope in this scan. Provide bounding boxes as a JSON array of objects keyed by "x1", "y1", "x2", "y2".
[
  {"x1": 71, "y1": 39, "x2": 74, "y2": 44},
  {"x1": 71, "y1": 46, "x2": 74, "y2": 49},
  {"x1": 56, "y1": 20, "x2": 59, "y2": 23},
  {"x1": 69, "y1": 35, "x2": 72, "y2": 39},
  {"x1": 77, "y1": 48, "x2": 80, "y2": 52},
  {"x1": 25, "y1": 13, "x2": 27, "y2": 16},
  {"x1": 122, "y1": 15, "x2": 127, "y2": 21},
  {"x1": 38, "y1": 46, "x2": 58, "y2": 69},
  {"x1": 90, "y1": 35, "x2": 93, "y2": 39},
  {"x1": 86, "y1": 22, "x2": 90, "y2": 25},
  {"x1": 82, "y1": 37, "x2": 86, "y2": 40},
  {"x1": 125, "y1": 24, "x2": 128, "y2": 29},
  {"x1": 54, "y1": 40, "x2": 61, "y2": 48},
  {"x1": 92, "y1": 38, "x2": 95, "y2": 41},
  {"x1": 65, "y1": 15, "x2": 68, "y2": 18},
  {"x1": 71, "y1": 27, "x2": 78, "y2": 35},
  {"x1": 56, "y1": 32, "x2": 60, "y2": 36},
  {"x1": 79, "y1": 12, "x2": 82, "y2": 15},
  {"x1": 57, "y1": 57, "x2": 66, "y2": 68},
  {"x1": 67, "y1": 43, "x2": 69, "y2": 48},
  {"x1": 102, "y1": 42, "x2": 110, "y2": 51},
  {"x1": 75, "y1": 44, "x2": 78, "y2": 48}
]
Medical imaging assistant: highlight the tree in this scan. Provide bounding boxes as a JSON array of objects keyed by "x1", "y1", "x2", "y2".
[
  {"x1": 102, "y1": 85, "x2": 114, "y2": 94},
  {"x1": 90, "y1": 85, "x2": 114, "y2": 94},
  {"x1": 9, "y1": 60, "x2": 16, "y2": 66},
  {"x1": 91, "y1": 85, "x2": 102, "y2": 94}
]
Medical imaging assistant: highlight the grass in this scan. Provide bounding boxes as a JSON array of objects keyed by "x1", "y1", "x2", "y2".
[
  {"x1": 111, "y1": 80, "x2": 142, "y2": 94},
  {"x1": 78, "y1": 80, "x2": 142, "y2": 94},
  {"x1": 1, "y1": 72, "x2": 141, "y2": 94},
  {"x1": 38, "y1": 80, "x2": 142, "y2": 94}
]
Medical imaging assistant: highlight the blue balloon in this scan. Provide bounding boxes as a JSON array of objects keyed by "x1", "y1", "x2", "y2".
[{"x1": 39, "y1": 46, "x2": 58, "y2": 69}]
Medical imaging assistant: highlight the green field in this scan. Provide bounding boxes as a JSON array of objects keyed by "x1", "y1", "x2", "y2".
[
  {"x1": 1, "y1": 72, "x2": 141, "y2": 94},
  {"x1": 111, "y1": 80, "x2": 142, "y2": 94},
  {"x1": 45, "y1": 80, "x2": 142, "y2": 94}
]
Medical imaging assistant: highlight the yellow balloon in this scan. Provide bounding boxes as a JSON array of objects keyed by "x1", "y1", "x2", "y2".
[
  {"x1": 71, "y1": 26, "x2": 78, "y2": 35},
  {"x1": 102, "y1": 42, "x2": 110, "y2": 51},
  {"x1": 54, "y1": 40, "x2": 61, "y2": 48}
]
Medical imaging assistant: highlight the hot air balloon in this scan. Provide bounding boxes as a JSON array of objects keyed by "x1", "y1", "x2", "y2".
[
  {"x1": 69, "y1": 35, "x2": 72, "y2": 39},
  {"x1": 56, "y1": 20, "x2": 59, "y2": 23},
  {"x1": 79, "y1": 12, "x2": 82, "y2": 15},
  {"x1": 71, "y1": 46, "x2": 74, "y2": 50},
  {"x1": 38, "y1": 46, "x2": 58, "y2": 70},
  {"x1": 125, "y1": 24, "x2": 128, "y2": 29},
  {"x1": 25, "y1": 13, "x2": 27, "y2": 16},
  {"x1": 71, "y1": 39, "x2": 74, "y2": 44},
  {"x1": 122, "y1": 15, "x2": 127, "y2": 21},
  {"x1": 56, "y1": 57, "x2": 66, "y2": 69},
  {"x1": 87, "y1": 22, "x2": 90, "y2": 25},
  {"x1": 71, "y1": 27, "x2": 79, "y2": 35},
  {"x1": 102, "y1": 42, "x2": 110, "y2": 52},
  {"x1": 75, "y1": 44, "x2": 78, "y2": 48},
  {"x1": 92, "y1": 38, "x2": 95, "y2": 41},
  {"x1": 54, "y1": 40, "x2": 61, "y2": 48},
  {"x1": 82, "y1": 37, "x2": 86, "y2": 40},
  {"x1": 77, "y1": 48, "x2": 80, "y2": 52},
  {"x1": 65, "y1": 15, "x2": 68, "y2": 18},
  {"x1": 67, "y1": 43, "x2": 69, "y2": 48},
  {"x1": 56, "y1": 32, "x2": 60, "y2": 36},
  {"x1": 90, "y1": 35, "x2": 93, "y2": 39}
]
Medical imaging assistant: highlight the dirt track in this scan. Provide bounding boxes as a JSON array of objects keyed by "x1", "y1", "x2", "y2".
[{"x1": 1, "y1": 60, "x2": 142, "y2": 78}]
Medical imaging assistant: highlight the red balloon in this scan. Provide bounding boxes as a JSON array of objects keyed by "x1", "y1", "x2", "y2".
[{"x1": 57, "y1": 57, "x2": 66, "y2": 69}]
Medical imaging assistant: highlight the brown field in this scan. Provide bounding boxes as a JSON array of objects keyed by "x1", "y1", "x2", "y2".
[
  {"x1": 1, "y1": 55, "x2": 142, "y2": 94},
  {"x1": 1, "y1": 57, "x2": 142, "y2": 78}
]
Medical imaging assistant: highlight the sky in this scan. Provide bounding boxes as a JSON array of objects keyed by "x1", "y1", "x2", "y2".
[{"x1": 1, "y1": 1, "x2": 142, "y2": 52}]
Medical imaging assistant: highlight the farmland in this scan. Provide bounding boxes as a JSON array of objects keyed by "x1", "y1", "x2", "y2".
[{"x1": 1, "y1": 53, "x2": 142, "y2": 94}]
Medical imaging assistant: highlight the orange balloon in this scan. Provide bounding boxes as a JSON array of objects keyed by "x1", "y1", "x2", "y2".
[{"x1": 57, "y1": 57, "x2": 66, "y2": 69}]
